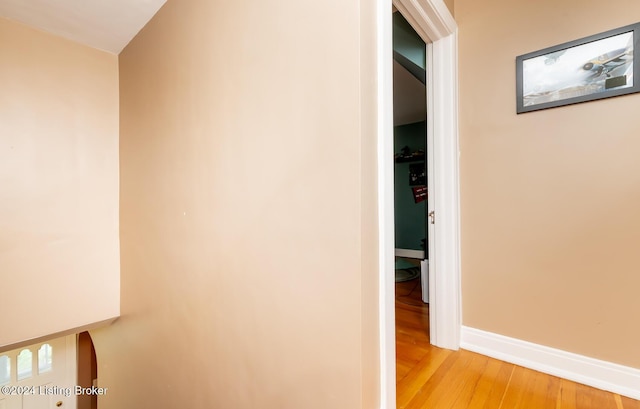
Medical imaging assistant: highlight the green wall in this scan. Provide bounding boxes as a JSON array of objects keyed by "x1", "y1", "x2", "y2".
[
  {"x1": 393, "y1": 12, "x2": 426, "y2": 69},
  {"x1": 394, "y1": 121, "x2": 426, "y2": 251}
]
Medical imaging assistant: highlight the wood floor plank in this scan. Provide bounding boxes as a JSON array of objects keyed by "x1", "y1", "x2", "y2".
[
  {"x1": 397, "y1": 345, "x2": 452, "y2": 407},
  {"x1": 402, "y1": 350, "x2": 470, "y2": 409},
  {"x1": 465, "y1": 359, "x2": 513, "y2": 409},
  {"x1": 621, "y1": 395, "x2": 640, "y2": 409},
  {"x1": 440, "y1": 351, "x2": 494, "y2": 408},
  {"x1": 557, "y1": 378, "x2": 577, "y2": 409},
  {"x1": 499, "y1": 365, "x2": 561, "y2": 409},
  {"x1": 396, "y1": 364, "x2": 411, "y2": 382},
  {"x1": 394, "y1": 276, "x2": 640, "y2": 409},
  {"x1": 574, "y1": 382, "x2": 623, "y2": 409}
]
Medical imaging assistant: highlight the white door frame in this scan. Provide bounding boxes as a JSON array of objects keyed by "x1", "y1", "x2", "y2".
[{"x1": 378, "y1": 0, "x2": 460, "y2": 407}]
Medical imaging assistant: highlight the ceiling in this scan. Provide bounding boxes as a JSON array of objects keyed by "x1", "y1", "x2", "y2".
[
  {"x1": 0, "y1": 0, "x2": 166, "y2": 54},
  {"x1": 393, "y1": 60, "x2": 426, "y2": 126},
  {"x1": 0, "y1": 0, "x2": 428, "y2": 123}
]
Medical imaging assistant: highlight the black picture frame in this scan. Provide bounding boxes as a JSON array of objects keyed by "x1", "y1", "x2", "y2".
[{"x1": 516, "y1": 22, "x2": 640, "y2": 114}]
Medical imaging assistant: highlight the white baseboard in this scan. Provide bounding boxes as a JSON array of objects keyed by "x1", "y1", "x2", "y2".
[
  {"x1": 461, "y1": 326, "x2": 640, "y2": 400},
  {"x1": 395, "y1": 248, "x2": 424, "y2": 259}
]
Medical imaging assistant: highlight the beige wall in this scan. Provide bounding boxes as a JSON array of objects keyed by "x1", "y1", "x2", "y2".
[
  {"x1": 443, "y1": 0, "x2": 454, "y2": 17},
  {"x1": 0, "y1": 18, "x2": 119, "y2": 349},
  {"x1": 91, "y1": 0, "x2": 379, "y2": 407},
  {"x1": 457, "y1": 0, "x2": 640, "y2": 368}
]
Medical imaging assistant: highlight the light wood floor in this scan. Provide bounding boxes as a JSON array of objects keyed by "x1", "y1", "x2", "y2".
[{"x1": 395, "y1": 278, "x2": 640, "y2": 409}]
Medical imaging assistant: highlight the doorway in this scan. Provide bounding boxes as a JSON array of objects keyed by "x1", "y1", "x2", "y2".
[
  {"x1": 392, "y1": 10, "x2": 429, "y2": 302},
  {"x1": 378, "y1": 1, "x2": 461, "y2": 408},
  {"x1": 76, "y1": 332, "x2": 97, "y2": 409}
]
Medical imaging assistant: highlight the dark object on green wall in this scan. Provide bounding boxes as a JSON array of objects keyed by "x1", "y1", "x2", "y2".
[
  {"x1": 395, "y1": 146, "x2": 425, "y2": 163},
  {"x1": 412, "y1": 186, "x2": 427, "y2": 203},
  {"x1": 409, "y1": 163, "x2": 425, "y2": 186}
]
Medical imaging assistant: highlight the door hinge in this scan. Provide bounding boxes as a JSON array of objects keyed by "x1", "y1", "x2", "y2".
[{"x1": 428, "y1": 211, "x2": 435, "y2": 224}]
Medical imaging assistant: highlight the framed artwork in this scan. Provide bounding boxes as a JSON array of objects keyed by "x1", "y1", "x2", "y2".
[{"x1": 516, "y1": 22, "x2": 640, "y2": 113}]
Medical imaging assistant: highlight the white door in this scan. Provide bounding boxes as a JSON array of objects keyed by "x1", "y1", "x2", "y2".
[
  {"x1": 0, "y1": 336, "x2": 77, "y2": 409},
  {"x1": 424, "y1": 64, "x2": 436, "y2": 306}
]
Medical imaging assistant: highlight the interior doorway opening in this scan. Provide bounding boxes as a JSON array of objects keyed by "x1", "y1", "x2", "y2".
[
  {"x1": 379, "y1": 1, "x2": 460, "y2": 408},
  {"x1": 77, "y1": 332, "x2": 97, "y2": 409},
  {"x1": 392, "y1": 9, "x2": 429, "y2": 304}
]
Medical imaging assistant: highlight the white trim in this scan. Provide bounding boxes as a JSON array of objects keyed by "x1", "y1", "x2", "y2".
[
  {"x1": 379, "y1": 0, "x2": 460, "y2": 406},
  {"x1": 378, "y1": 1, "x2": 396, "y2": 408},
  {"x1": 64, "y1": 334, "x2": 78, "y2": 409},
  {"x1": 428, "y1": 30, "x2": 461, "y2": 350},
  {"x1": 461, "y1": 326, "x2": 640, "y2": 400},
  {"x1": 395, "y1": 248, "x2": 424, "y2": 259},
  {"x1": 394, "y1": 0, "x2": 456, "y2": 43},
  {"x1": 391, "y1": 0, "x2": 460, "y2": 352},
  {"x1": 425, "y1": 40, "x2": 437, "y2": 342}
]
